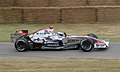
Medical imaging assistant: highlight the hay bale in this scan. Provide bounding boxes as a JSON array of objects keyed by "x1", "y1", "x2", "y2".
[
  {"x1": 51, "y1": 0, "x2": 86, "y2": 7},
  {"x1": 16, "y1": 0, "x2": 49, "y2": 7},
  {"x1": 62, "y1": 7, "x2": 96, "y2": 23},
  {"x1": 97, "y1": 7, "x2": 120, "y2": 23},
  {"x1": 0, "y1": 0, "x2": 16, "y2": 7},
  {"x1": 0, "y1": 8, "x2": 22, "y2": 24},
  {"x1": 24, "y1": 8, "x2": 60, "y2": 24},
  {"x1": 89, "y1": 0, "x2": 120, "y2": 5}
]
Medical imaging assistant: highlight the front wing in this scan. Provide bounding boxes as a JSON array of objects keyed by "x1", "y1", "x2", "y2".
[{"x1": 94, "y1": 40, "x2": 109, "y2": 49}]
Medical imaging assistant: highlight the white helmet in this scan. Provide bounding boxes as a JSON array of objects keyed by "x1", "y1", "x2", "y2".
[{"x1": 57, "y1": 32, "x2": 64, "y2": 37}]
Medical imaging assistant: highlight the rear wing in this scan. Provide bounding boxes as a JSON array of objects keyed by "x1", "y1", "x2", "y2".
[{"x1": 10, "y1": 30, "x2": 28, "y2": 43}]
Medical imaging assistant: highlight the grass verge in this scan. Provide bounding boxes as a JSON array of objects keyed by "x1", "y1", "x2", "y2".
[
  {"x1": 0, "y1": 23, "x2": 120, "y2": 41},
  {"x1": 0, "y1": 58, "x2": 120, "y2": 72}
]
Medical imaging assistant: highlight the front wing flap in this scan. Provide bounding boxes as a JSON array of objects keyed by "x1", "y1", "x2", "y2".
[{"x1": 94, "y1": 40, "x2": 109, "y2": 48}]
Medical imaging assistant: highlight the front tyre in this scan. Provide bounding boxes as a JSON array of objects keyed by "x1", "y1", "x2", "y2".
[
  {"x1": 80, "y1": 38, "x2": 94, "y2": 52},
  {"x1": 15, "y1": 38, "x2": 29, "y2": 52}
]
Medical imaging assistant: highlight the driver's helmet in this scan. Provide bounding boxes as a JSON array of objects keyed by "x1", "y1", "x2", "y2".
[
  {"x1": 49, "y1": 26, "x2": 54, "y2": 29},
  {"x1": 57, "y1": 32, "x2": 64, "y2": 38}
]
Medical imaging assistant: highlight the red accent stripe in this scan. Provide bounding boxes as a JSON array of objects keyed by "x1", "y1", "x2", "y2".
[{"x1": 32, "y1": 28, "x2": 48, "y2": 34}]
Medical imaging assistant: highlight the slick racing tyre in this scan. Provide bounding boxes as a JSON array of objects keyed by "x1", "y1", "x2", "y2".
[
  {"x1": 80, "y1": 38, "x2": 94, "y2": 52},
  {"x1": 15, "y1": 37, "x2": 29, "y2": 52},
  {"x1": 87, "y1": 33, "x2": 98, "y2": 39}
]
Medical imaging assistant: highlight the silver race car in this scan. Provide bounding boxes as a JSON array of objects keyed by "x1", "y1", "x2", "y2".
[{"x1": 11, "y1": 26, "x2": 109, "y2": 52}]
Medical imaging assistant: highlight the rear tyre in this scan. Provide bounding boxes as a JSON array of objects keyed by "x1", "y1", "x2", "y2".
[
  {"x1": 15, "y1": 37, "x2": 29, "y2": 52},
  {"x1": 80, "y1": 38, "x2": 94, "y2": 52},
  {"x1": 87, "y1": 33, "x2": 98, "y2": 39}
]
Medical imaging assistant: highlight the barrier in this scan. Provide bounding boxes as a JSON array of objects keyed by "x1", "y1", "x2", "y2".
[
  {"x1": 89, "y1": 0, "x2": 120, "y2": 6},
  {"x1": 16, "y1": 0, "x2": 49, "y2": 7},
  {"x1": 50, "y1": 0, "x2": 86, "y2": 7},
  {"x1": 0, "y1": 0, "x2": 120, "y2": 7},
  {"x1": 61, "y1": 7, "x2": 96, "y2": 23},
  {"x1": 0, "y1": 8, "x2": 22, "y2": 24},
  {"x1": 23, "y1": 8, "x2": 60, "y2": 24},
  {"x1": 97, "y1": 6, "x2": 120, "y2": 23},
  {"x1": 0, "y1": 6, "x2": 120, "y2": 24},
  {"x1": 0, "y1": 0, "x2": 16, "y2": 7}
]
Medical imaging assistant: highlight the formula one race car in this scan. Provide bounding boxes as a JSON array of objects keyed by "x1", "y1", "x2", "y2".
[{"x1": 11, "y1": 26, "x2": 109, "y2": 52}]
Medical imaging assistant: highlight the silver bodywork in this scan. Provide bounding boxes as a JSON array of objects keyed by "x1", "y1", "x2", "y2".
[
  {"x1": 41, "y1": 36, "x2": 81, "y2": 49},
  {"x1": 11, "y1": 34, "x2": 109, "y2": 49}
]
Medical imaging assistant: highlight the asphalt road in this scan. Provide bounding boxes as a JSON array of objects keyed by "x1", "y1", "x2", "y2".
[{"x1": 0, "y1": 42, "x2": 120, "y2": 58}]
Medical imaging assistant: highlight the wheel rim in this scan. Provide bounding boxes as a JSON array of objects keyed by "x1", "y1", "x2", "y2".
[
  {"x1": 17, "y1": 41, "x2": 26, "y2": 51},
  {"x1": 81, "y1": 39, "x2": 92, "y2": 50}
]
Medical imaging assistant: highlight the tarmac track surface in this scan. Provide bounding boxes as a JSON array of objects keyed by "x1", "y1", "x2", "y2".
[{"x1": 0, "y1": 42, "x2": 120, "y2": 58}]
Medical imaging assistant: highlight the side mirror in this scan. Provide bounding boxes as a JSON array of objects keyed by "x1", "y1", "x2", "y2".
[{"x1": 64, "y1": 32, "x2": 67, "y2": 37}]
